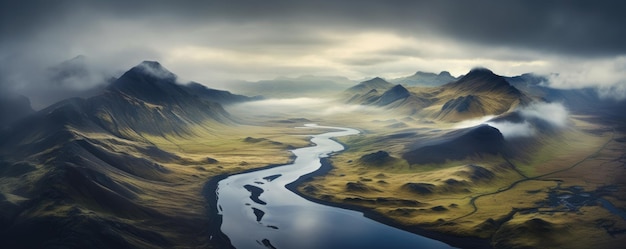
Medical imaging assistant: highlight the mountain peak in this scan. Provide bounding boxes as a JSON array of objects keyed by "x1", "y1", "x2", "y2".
[
  {"x1": 456, "y1": 67, "x2": 503, "y2": 84},
  {"x1": 377, "y1": 84, "x2": 410, "y2": 106},
  {"x1": 361, "y1": 77, "x2": 392, "y2": 88},
  {"x1": 369, "y1": 76, "x2": 386, "y2": 82},
  {"x1": 129, "y1": 61, "x2": 176, "y2": 81},
  {"x1": 413, "y1": 71, "x2": 433, "y2": 76},
  {"x1": 394, "y1": 71, "x2": 457, "y2": 87},
  {"x1": 108, "y1": 61, "x2": 185, "y2": 103},
  {"x1": 468, "y1": 67, "x2": 495, "y2": 75},
  {"x1": 439, "y1": 71, "x2": 452, "y2": 77},
  {"x1": 346, "y1": 77, "x2": 393, "y2": 94},
  {"x1": 139, "y1": 60, "x2": 162, "y2": 67}
]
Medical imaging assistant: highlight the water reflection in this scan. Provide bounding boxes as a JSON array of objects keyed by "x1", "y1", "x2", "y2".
[{"x1": 217, "y1": 124, "x2": 455, "y2": 249}]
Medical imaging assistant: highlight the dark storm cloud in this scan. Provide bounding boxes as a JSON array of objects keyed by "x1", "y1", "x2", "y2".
[
  {"x1": 1, "y1": 0, "x2": 626, "y2": 106},
  {"x1": 3, "y1": 0, "x2": 625, "y2": 56}
]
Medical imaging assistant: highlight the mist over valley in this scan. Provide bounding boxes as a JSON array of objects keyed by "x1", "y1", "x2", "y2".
[{"x1": 2, "y1": 1, "x2": 626, "y2": 249}]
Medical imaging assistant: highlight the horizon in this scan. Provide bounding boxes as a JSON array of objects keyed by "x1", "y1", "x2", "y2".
[
  {"x1": 2, "y1": 1, "x2": 626, "y2": 108},
  {"x1": 1, "y1": 2, "x2": 625, "y2": 248}
]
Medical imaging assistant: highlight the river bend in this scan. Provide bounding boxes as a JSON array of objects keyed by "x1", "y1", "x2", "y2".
[{"x1": 216, "y1": 124, "x2": 455, "y2": 249}]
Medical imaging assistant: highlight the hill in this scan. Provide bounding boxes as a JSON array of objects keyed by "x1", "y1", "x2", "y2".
[
  {"x1": 0, "y1": 61, "x2": 245, "y2": 248},
  {"x1": 345, "y1": 77, "x2": 394, "y2": 94},
  {"x1": 391, "y1": 71, "x2": 457, "y2": 86},
  {"x1": 343, "y1": 68, "x2": 531, "y2": 121},
  {"x1": 433, "y1": 68, "x2": 530, "y2": 121},
  {"x1": 185, "y1": 82, "x2": 262, "y2": 105},
  {"x1": 402, "y1": 124, "x2": 507, "y2": 164}
]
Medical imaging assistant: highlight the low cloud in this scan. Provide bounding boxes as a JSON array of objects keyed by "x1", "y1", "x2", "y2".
[
  {"x1": 320, "y1": 104, "x2": 371, "y2": 116},
  {"x1": 227, "y1": 98, "x2": 377, "y2": 118},
  {"x1": 0, "y1": 55, "x2": 116, "y2": 109},
  {"x1": 241, "y1": 98, "x2": 330, "y2": 108},
  {"x1": 453, "y1": 115, "x2": 496, "y2": 129},
  {"x1": 485, "y1": 102, "x2": 569, "y2": 138},
  {"x1": 596, "y1": 84, "x2": 626, "y2": 101},
  {"x1": 2, "y1": 1, "x2": 625, "y2": 109},
  {"x1": 545, "y1": 56, "x2": 626, "y2": 100},
  {"x1": 518, "y1": 102, "x2": 569, "y2": 127},
  {"x1": 487, "y1": 121, "x2": 535, "y2": 138}
]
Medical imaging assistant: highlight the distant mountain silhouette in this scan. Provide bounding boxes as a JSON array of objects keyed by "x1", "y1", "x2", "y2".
[
  {"x1": 343, "y1": 68, "x2": 530, "y2": 120},
  {"x1": 185, "y1": 82, "x2": 262, "y2": 104},
  {"x1": 0, "y1": 94, "x2": 34, "y2": 129},
  {"x1": 345, "y1": 77, "x2": 394, "y2": 94},
  {"x1": 505, "y1": 73, "x2": 626, "y2": 117},
  {"x1": 345, "y1": 77, "x2": 397, "y2": 105},
  {"x1": 376, "y1": 84, "x2": 411, "y2": 106},
  {"x1": 391, "y1": 71, "x2": 457, "y2": 86}
]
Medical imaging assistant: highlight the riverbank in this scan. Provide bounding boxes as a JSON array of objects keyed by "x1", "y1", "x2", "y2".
[
  {"x1": 286, "y1": 157, "x2": 493, "y2": 249},
  {"x1": 203, "y1": 126, "x2": 491, "y2": 249},
  {"x1": 202, "y1": 158, "x2": 298, "y2": 249},
  {"x1": 202, "y1": 174, "x2": 234, "y2": 249}
]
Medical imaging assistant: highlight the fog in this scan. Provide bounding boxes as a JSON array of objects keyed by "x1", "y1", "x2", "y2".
[
  {"x1": 468, "y1": 102, "x2": 571, "y2": 139},
  {"x1": 545, "y1": 56, "x2": 626, "y2": 100},
  {"x1": 518, "y1": 102, "x2": 569, "y2": 128},
  {"x1": 226, "y1": 98, "x2": 378, "y2": 118},
  {"x1": 0, "y1": 55, "x2": 118, "y2": 109},
  {"x1": 487, "y1": 121, "x2": 535, "y2": 139},
  {"x1": 453, "y1": 115, "x2": 497, "y2": 129},
  {"x1": 2, "y1": 1, "x2": 625, "y2": 109},
  {"x1": 487, "y1": 102, "x2": 569, "y2": 138}
]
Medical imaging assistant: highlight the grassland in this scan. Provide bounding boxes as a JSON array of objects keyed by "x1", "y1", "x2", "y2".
[
  {"x1": 0, "y1": 115, "x2": 329, "y2": 248},
  {"x1": 287, "y1": 107, "x2": 626, "y2": 249},
  {"x1": 4, "y1": 95, "x2": 623, "y2": 249}
]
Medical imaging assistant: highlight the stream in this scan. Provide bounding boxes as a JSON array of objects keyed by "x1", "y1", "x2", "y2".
[{"x1": 215, "y1": 124, "x2": 455, "y2": 249}]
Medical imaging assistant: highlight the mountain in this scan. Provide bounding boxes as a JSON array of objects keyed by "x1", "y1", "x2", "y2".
[
  {"x1": 402, "y1": 125, "x2": 507, "y2": 165},
  {"x1": 25, "y1": 55, "x2": 110, "y2": 109},
  {"x1": 444, "y1": 68, "x2": 522, "y2": 95},
  {"x1": 343, "y1": 68, "x2": 530, "y2": 121},
  {"x1": 185, "y1": 82, "x2": 262, "y2": 105},
  {"x1": 344, "y1": 77, "x2": 398, "y2": 105},
  {"x1": 345, "y1": 77, "x2": 394, "y2": 94},
  {"x1": 0, "y1": 61, "x2": 238, "y2": 248},
  {"x1": 391, "y1": 71, "x2": 457, "y2": 87},
  {"x1": 376, "y1": 84, "x2": 411, "y2": 106},
  {"x1": 434, "y1": 68, "x2": 530, "y2": 121},
  {"x1": 0, "y1": 94, "x2": 34, "y2": 129},
  {"x1": 93, "y1": 61, "x2": 234, "y2": 137}
]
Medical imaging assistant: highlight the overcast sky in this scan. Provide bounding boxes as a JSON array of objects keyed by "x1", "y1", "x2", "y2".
[{"x1": 2, "y1": 0, "x2": 626, "y2": 107}]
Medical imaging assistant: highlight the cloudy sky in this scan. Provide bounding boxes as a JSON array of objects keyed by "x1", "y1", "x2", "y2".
[{"x1": 1, "y1": 0, "x2": 626, "y2": 107}]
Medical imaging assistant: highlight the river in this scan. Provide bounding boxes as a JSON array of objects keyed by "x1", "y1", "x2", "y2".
[{"x1": 216, "y1": 124, "x2": 455, "y2": 249}]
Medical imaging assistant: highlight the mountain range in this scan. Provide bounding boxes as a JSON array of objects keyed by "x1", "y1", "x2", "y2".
[
  {"x1": 0, "y1": 61, "x2": 258, "y2": 248},
  {"x1": 344, "y1": 68, "x2": 532, "y2": 122},
  {"x1": 1, "y1": 59, "x2": 624, "y2": 249},
  {"x1": 390, "y1": 71, "x2": 458, "y2": 87}
]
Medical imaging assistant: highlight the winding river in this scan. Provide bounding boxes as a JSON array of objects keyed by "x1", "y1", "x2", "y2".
[{"x1": 216, "y1": 124, "x2": 455, "y2": 249}]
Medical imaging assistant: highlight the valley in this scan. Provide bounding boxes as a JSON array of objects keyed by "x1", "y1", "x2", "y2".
[
  {"x1": 223, "y1": 68, "x2": 626, "y2": 248},
  {"x1": 1, "y1": 61, "x2": 625, "y2": 249}
]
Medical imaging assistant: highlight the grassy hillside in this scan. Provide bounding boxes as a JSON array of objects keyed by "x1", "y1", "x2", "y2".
[
  {"x1": 295, "y1": 108, "x2": 626, "y2": 249},
  {"x1": 0, "y1": 62, "x2": 320, "y2": 248},
  {"x1": 343, "y1": 68, "x2": 532, "y2": 122}
]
